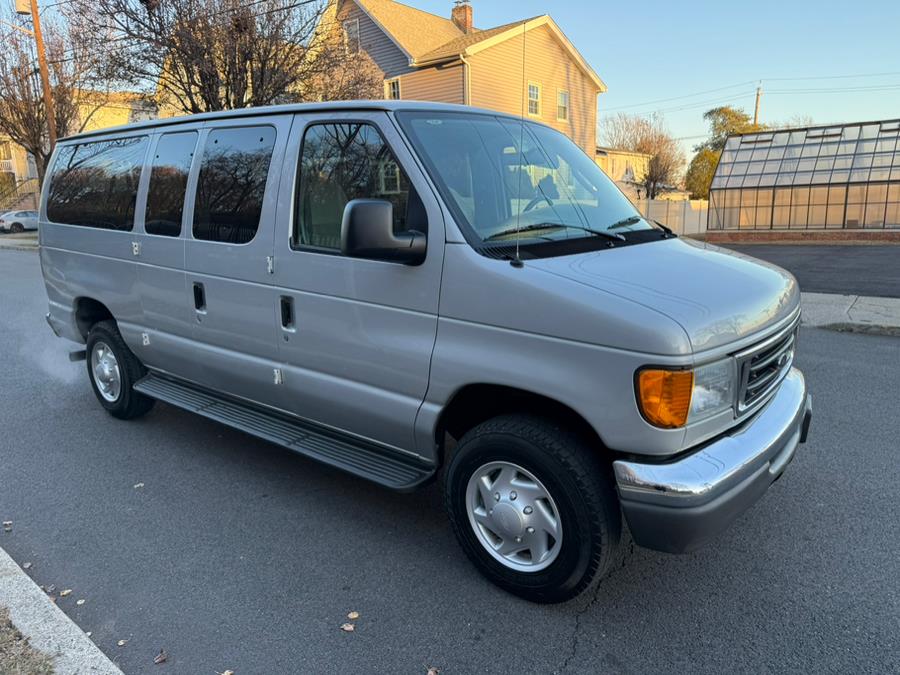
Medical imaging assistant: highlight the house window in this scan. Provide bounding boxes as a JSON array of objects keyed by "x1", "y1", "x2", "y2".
[
  {"x1": 557, "y1": 90, "x2": 569, "y2": 121},
  {"x1": 379, "y1": 160, "x2": 401, "y2": 194},
  {"x1": 385, "y1": 79, "x2": 401, "y2": 100},
  {"x1": 527, "y1": 82, "x2": 541, "y2": 116},
  {"x1": 343, "y1": 18, "x2": 360, "y2": 53}
]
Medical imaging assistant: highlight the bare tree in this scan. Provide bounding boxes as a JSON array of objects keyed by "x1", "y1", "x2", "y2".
[
  {"x1": 68, "y1": 0, "x2": 383, "y2": 116},
  {"x1": 600, "y1": 112, "x2": 685, "y2": 199},
  {"x1": 0, "y1": 15, "x2": 108, "y2": 182}
]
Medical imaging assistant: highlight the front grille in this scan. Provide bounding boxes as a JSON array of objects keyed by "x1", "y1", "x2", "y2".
[{"x1": 737, "y1": 318, "x2": 798, "y2": 412}]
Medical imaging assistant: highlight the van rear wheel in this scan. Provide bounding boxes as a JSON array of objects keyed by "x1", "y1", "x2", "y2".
[
  {"x1": 444, "y1": 414, "x2": 621, "y2": 603},
  {"x1": 86, "y1": 320, "x2": 154, "y2": 420}
]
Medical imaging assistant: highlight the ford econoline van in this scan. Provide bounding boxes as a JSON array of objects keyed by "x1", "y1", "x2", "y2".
[{"x1": 40, "y1": 102, "x2": 812, "y2": 603}]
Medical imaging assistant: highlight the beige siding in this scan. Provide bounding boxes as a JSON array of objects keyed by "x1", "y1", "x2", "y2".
[
  {"x1": 467, "y1": 25, "x2": 599, "y2": 154},
  {"x1": 397, "y1": 63, "x2": 464, "y2": 104},
  {"x1": 337, "y1": 0, "x2": 413, "y2": 77}
]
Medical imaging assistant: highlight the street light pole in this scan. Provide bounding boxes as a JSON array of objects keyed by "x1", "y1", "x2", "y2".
[{"x1": 26, "y1": 0, "x2": 57, "y2": 151}]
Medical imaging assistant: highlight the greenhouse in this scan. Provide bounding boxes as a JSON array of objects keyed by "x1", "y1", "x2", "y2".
[{"x1": 708, "y1": 119, "x2": 900, "y2": 231}]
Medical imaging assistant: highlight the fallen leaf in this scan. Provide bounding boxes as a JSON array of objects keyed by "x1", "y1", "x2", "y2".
[
  {"x1": 76, "y1": 599, "x2": 85, "y2": 606},
  {"x1": 117, "y1": 639, "x2": 128, "y2": 647},
  {"x1": 45, "y1": 584, "x2": 56, "y2": 594},
  {"x1": 347, "y1": 611, "x2": 360, "y2": 620},
  {"x1": 340, "y1": 623, "x2": 355, "y2": 632},
  {"x1": 2, "y1": 521, "x2": 11, "y2": 532},
  {"x1": 134, "y1": 483, "x2": 145, "y2": 489},
  {"x1": 220, "y1": 671, "x2": 235, "y2": 675},
  {"x1": 22, "y1": 562, "x2": 32, "y2": 570},
  {"x1": 60, "y1": 589, "x2": 72, "y2": 597},
  {"x1": 426, "y1": 668, "x2": 440, "y2": 675},
  {"x1": 153, "y1": 649, "x2": 168, "y2": 664},
  {"x1": 86, "y1": 632, "x2": 92, "y2": 638}
]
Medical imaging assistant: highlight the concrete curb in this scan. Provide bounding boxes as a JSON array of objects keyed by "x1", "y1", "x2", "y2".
[
  {"x1": 0, "y1": 547, "x2": 122, "y2": 674},
  {"x1": 802, "y1": 292, "x2": 900, "y2": 336},
  {"x1": 0, "y1": 234, "x2": 38, "y2": 251}
]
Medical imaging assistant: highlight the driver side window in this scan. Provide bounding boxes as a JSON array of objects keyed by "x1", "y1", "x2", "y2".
[{"x1": 293, "y1": 122, "x2": 425, "y2": 251}]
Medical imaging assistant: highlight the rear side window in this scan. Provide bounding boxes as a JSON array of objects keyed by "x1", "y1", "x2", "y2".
[
  {"x1": 145, "y1": 131, "x2": 198, "y2": 237},
  {"x1": 47, "y1": 136, "x2": 148, "y2": 230},
  {"x1": 294, "y1": 122, "x2": 423, "y2": 251},
  {"x1": 192, "y1": 126, "x2": 276, "y2": 244}
]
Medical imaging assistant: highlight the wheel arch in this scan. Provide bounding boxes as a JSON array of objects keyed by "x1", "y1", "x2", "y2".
[
  {"x1": 434, "y1": 383, "x2": 611, "y2": 464},
  {"x1": 74, "y1": 297, "x2": 115, "y2": 340}
]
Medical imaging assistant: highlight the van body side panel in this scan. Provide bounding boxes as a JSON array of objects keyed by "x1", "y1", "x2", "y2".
[
  {"x1": 270, "y1": 112, "x2": 444, "y2": 456},
  {"x1": 182, "y1": 117, "x2": 292, "y2": 410},
  {"x1": 39, "y1": 132, "x2": 153, "y2": 348},
  {"x1": 425, "y1": 243, "x2": 694, "y2": 458}
]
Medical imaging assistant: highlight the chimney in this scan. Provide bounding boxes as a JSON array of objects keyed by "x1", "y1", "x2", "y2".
[{"x1": 451, "y1": 0, "x2": 473, "y2": 33}]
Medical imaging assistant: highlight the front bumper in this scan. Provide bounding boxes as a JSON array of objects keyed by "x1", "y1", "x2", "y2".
[{"x1": 613, "y1": 367, "x2": 812, "y2": 554}]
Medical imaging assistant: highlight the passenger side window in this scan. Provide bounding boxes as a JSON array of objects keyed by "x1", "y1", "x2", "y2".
[
  {"x1": 145, "y1": 131, "x2": 198, "y2": 237},
  {"x1": 47, "y1": 136, "x2": 148, "y2": 230},
  {"x1": 192, "y1": 126, "x2": 276, "y2": 244},
  {"x1": 294, "y1": 122, "x2": 424, "y2": 251}
]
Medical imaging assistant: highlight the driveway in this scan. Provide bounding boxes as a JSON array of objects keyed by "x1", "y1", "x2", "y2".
[
  {"x1": 1, "y1": 249, "x2": 898, "y2": 673},
  {"x1": 721, "y1": 244, "x2": 900, "y2": 298}
]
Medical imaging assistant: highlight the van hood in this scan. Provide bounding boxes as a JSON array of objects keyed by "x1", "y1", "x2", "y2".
[{"x1": 528, "y1": 237, "x2": 800, "y2": 352}]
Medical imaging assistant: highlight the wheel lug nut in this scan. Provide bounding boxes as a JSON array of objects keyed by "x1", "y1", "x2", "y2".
[
  {"x1": 510, "y1": 491, "x2": 517, "y2": 501},
  {"x1": 494, "y1": 492, "x2": 501, "y2": 502},
  {"x1": 515, "y1": 536, "x2": 522, "y2": 543},
  {"x1": 523, "y1": 506, "x2": 533, "y2": 515},
  {"x1": 526, "y1": 527, "x2": 534, "y2": 534}
]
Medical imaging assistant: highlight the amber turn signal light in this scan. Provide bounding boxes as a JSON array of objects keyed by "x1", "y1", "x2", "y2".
[{"x1": 636, "y1": 369, "x2": 694, "y2": 428}]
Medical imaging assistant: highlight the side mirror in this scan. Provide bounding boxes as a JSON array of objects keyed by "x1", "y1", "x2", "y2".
[{"x1": 341, "y1": 199, "x2": 426, "y2": 265}]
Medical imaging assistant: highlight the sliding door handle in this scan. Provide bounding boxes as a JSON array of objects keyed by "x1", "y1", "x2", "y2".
[
  {"x1": 193, "y1": 282, "x2": 206, "y2": 312},
  {"x1": 280, "y1": 296, "x2": 295, "y2": 330}
]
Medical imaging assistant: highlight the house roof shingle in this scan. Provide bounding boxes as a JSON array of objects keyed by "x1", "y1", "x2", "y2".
[
  {"x1": 354, "y1": 0, "x2": 466, "y2": 60},
  {"x1": 416, "y1": 17, "x2": 541, "y2": 63}
]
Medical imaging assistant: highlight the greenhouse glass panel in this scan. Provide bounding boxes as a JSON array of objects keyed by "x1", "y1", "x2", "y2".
[{"x1": 709, "y1": 118, "x2": 900, "y2": 230}]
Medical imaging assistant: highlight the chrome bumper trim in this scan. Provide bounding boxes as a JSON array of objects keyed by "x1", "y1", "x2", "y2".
[{"x1": 614, "y1": 368, "x2": 810, "y2": 508}]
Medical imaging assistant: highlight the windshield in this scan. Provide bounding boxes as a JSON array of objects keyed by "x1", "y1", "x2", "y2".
[{"x1": 396, "y1": 111, "x2": 654, "y2": 250}]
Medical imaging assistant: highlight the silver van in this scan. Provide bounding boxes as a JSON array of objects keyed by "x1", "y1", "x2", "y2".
[{"x1": 40, "y1": 102, "x2": 812, "y2": 603}]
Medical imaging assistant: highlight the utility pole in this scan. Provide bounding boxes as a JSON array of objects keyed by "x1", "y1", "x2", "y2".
[
  {"x1": 18, "y1": 0, "x2": 56, "y2": 151},
  {"x1": 753, "y1": 83, "x2": 762, "y2": 128}
]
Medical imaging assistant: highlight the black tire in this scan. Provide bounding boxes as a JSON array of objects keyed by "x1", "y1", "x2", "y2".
[
  {"x1": 10, "y1": 223, "x2": 23, "y2": 233},
  {"x1": 85, "y1": 320, "x2": 154, "y2": 420},
  {"x1": 444, "y1": 414, "x2": 621, "y2": 604}
]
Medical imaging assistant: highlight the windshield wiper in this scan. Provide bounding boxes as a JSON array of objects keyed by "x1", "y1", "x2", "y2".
[
  {"x1": 484, "y1": 222, "x2": 625, "y2": 243},
  {"x1": 652, "y1": 219, "x2": 675, "y2": 236},
  {"x1": 607, "y1": 215, "x2": 643, "y2": 230}
]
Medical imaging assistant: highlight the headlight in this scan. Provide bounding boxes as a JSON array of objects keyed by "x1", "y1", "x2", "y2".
[{"x1": 636, "y1": 358, "x2": 736, "y2": 428}]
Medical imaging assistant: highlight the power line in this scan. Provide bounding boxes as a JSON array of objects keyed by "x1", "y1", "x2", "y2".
[
  {"x1": 764, "y1": 70, "x2": 900, "y2": 82},
  {"x1": 602, "y1": 80, "x2": 756, "y2": 112}
]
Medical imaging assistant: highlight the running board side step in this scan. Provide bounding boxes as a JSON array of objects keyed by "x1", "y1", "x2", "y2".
[{"x1": 134, "y1": 373, "x2": 435, "y2": 491}]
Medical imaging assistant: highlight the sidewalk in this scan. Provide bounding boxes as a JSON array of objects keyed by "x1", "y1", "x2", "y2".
[
  {"x1": 0, "y1": 547, "x2": 122, "y2": 674},
  {"x1": 802, "y1": 292, "x2": 900, "y2": 336}
]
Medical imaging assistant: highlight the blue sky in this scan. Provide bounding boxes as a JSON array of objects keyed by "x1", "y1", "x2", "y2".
[{"x1": 411, "y1": 0, "x2": 900, "y2": 155}]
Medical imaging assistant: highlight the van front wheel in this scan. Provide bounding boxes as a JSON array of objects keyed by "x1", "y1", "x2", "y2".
[
  {"x1": 444, "y1": 414, "x2": 621, "y2": 603},
  {"x1": 86, "y1": 320, "x2": 154, "y2": 420}
]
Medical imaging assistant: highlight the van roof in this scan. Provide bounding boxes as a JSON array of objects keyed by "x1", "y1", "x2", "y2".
[{"x1": 60, "y1": 100, "x2": 526, "y2": 142}]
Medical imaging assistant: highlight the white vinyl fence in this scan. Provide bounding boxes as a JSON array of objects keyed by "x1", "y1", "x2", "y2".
[{"x1": 632, "y1": 199, "x2": 709, "y2": 236}]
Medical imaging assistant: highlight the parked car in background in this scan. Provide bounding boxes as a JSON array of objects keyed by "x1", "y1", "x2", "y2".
[
  {"x1": 39, "y1": 102, "x2": 812, "y2": 603},
  {"x1": 0, "y1": 210, "x2": 39, "y2": 233}
]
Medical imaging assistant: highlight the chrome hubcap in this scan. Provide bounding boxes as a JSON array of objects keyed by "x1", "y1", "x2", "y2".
[
  {"x1": 465, "y1": 461, "x2": 562, "y2": 572},
  {"x1": 91, "y1": 341, "x2": 121, "y2": 402}
]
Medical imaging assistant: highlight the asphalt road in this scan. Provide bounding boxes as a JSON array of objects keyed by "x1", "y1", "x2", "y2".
[
  {"x1": 1, "y1": 248, "x2": 899, "y2": 674},
  {"x1": 722, "y1": 244, "x2": 900, "y2": 298}
]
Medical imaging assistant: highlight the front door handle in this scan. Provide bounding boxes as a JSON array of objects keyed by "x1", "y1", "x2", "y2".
[
  {"x1": 193, "y1": 282, "x2": 206, "y2": 312},
  {"x1": 280, "y1": 296, "x2": 295, "y2": 330}
]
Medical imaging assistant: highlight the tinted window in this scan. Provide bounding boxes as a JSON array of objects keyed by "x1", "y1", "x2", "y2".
[
  {"x1": 192, "y1": 126, "x2": 275, "y2": 244},
  {"x1": 294, "y1": 122, "x2": 423, "y2": 250},
  {"x1": 145, "y1": 131, "x2": 197, "y2": 237},
  {"x1": 47, "y1": 137, "x2": 148, "y2": 230}
]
